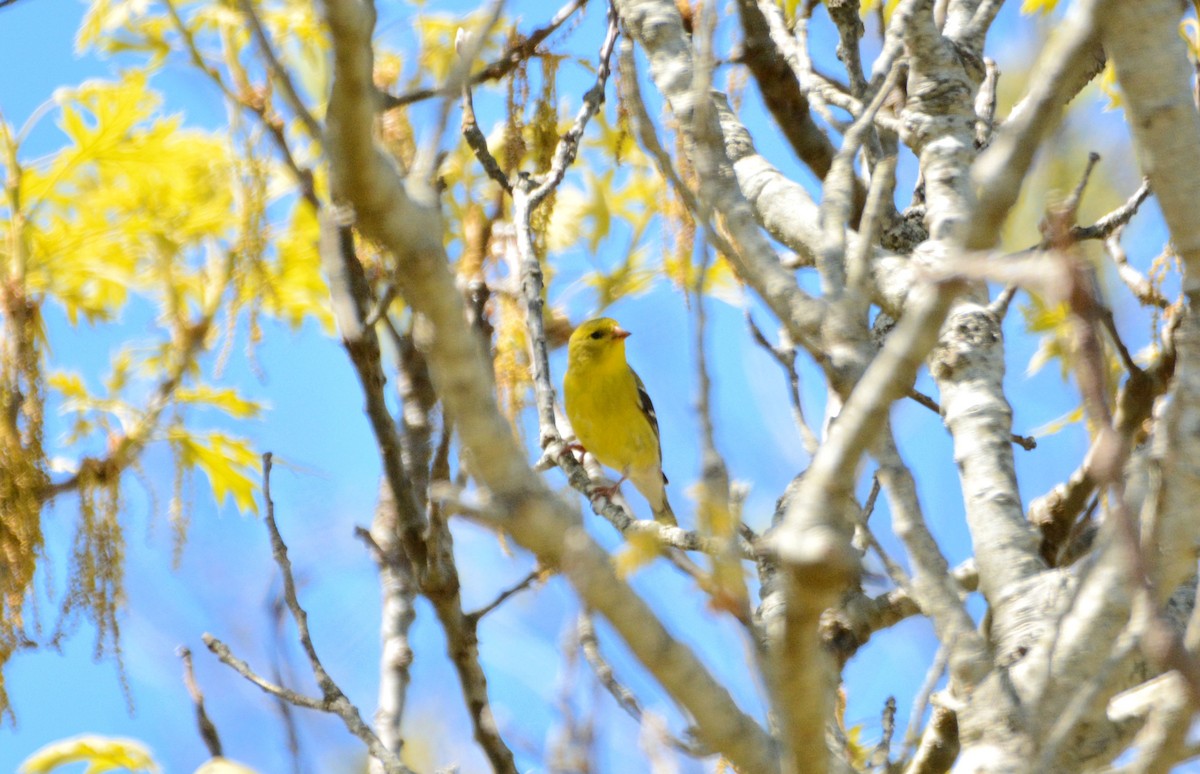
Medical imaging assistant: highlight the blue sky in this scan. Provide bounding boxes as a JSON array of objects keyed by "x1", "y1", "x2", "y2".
[{"x1": 0, "y1": 0, "x2": 1165, "y2": 772}]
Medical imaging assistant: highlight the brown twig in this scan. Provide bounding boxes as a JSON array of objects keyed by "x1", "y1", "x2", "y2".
[
  {"x1": 203, "y1": 454, "x2": 409, "y2": 774},
  {"x1": 577, "y1": 613, "x2": 709, "y2": 758},
  {"x1": 235, "y1": 0, "x2": 321, "y2": 139},
  {"x1": 178, "y1": 645, "x2": 223, "y2": 758},
  {"x1": 461, "y1": 82, "x2": 511, "y2": 192},
  {"x1": 467, "y1": 568, "x2": 544, "y2": 622},
  {"x1": 745, "y1": 313, "x2": 820, "y2": 455},
  {"x1": 383, "y1": 0, "x2": 589, "y2": 109},
  {"x1": 163, "y1": 0, "x2": 318, "y2": 208},
  {"x1": 906, "y1": 388, "x2": 1036, "y2": 450},
  {"x1": 868, "y1": 696, "x2": 897, "y2": 770},
  {"x1": 1070, "y1": 179, "x2": 1152, "y2": 242}
]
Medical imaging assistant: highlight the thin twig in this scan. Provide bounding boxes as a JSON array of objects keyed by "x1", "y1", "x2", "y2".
[
  {"x1": 690, "y1": 8, "x2": 753, "y2": 628},
  {"x1": 235, "y1": 0, "x2": 321, "y2": 139},
  {"x1": 204, "y1": 454, "x2": 408, "y2": 774},
  {"x1": 1063, "y1": 151, "x2": 1101, "y2": 215},
  {"x1": 906, "y1": 388, "x2": 1037, "y2": 450},
  {"x1": 203, "y1": 635, "x2": 328, "y2": 712},
  {"x1": 617, "y1": 38, "x2": 741, "y2": 263},
  {"x1": 901, "y1": 646, "x2": 950, "y2": 760},
  {"x1": 744, "y1": 313, "x2": 821, "y2": 455},
  {"x1": 529, "y1": 0, "x2": 620, "y2": 205},
  {"x1": 467, "y1": 569, "x2": 543, "y2": 621},
  {"x1": 266, "y1": 588, "x2": 307, "y2": 774},
  {"x1": 868, "y1": 696, "x2": 897, "y2": 770},
  {"x1": 460, "y1": 82, "x2": 511, "y2": 191},
  {"x1": 178, "y1": 646, "x2": 223, "y2": 758},
  {"x1": 1104, "y1": 229, "x2": 1169, "y2": 309},
  {"x1": 577, "y1": 613, "x2": 709, "y2": 758},
  {"x1": 1070, "y1": 179, "x2": 1152, "y2": 242},
  {"x1": 847, "y1": 153, "x2": 899, "y2": 297},
  {"x1": 382, "y1": 0, "x2": 589, "y2": 109}
]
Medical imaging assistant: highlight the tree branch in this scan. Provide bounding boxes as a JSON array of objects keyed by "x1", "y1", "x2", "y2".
[
  {"x1": 204, "y1": 453, "x2": 409, "y2": 774},
  {"x1": 321, "y1": 1, "x2": 779, "y2": 767}
]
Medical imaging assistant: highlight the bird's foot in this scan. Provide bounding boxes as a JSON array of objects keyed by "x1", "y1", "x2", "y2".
[{"x1": 588, "y1": 475, "x2": 626, "y2": 501}]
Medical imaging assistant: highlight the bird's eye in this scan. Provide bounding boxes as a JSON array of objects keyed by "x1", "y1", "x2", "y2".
[{"x1": 590, "y1": 330, "x2": 604, "y2": 340}]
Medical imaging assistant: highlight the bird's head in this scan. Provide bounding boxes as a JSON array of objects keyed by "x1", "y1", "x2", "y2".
[{"x1": 568, "y1": 317, "x2": 631, "y2": 367}]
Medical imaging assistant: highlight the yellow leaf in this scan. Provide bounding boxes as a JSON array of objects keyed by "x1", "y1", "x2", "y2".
[
  {"x1": 1032, "y1": 406, "x2": 1084, "y2": 438},
  {"x1": 19, "y1": 734, "x2": 159, "y2": 774},
  {"x1": 47, "y1": 371, "x2": 90, "y2": 401},
  {"x1": 175, "y1": 386, "x2": 264, "y2": 419},
  {"x1": 587, "y1": 247, "x2": 655, "y2": 309},
  {"x1": 859, "y1": 0, "x2": 903, "y2": 22},
  {"x1": 845, "y1": 724, "x2": 869, "y2": 767},
  {"x1": 267, "y1": 203, "x2": 334, "y2": 331},
  {"x1": 76, "y1": 0, "x2": 156, "y2": 54},
  {"x1": 1181, "y1": 19, "x2": 1200, "y2": 60},
  {"x1": 1021, "y1": 297, "x2": 1069, "y2": 332},
  {"x1": 1098, "y1": 62, "x2": 1122, "y2": 111},
  {"x1": 169, "y1": 429, "x2": 260, "y2": 513},
  {"x1": 1019, "y1": 0, "x2": 1058, "y2": 14},
  {"x1": 614, "y1": 530, "x2": 661, "y2": 577},
  {"x1": 580, "y1": 170, "x2": 614, "y2": 254}
]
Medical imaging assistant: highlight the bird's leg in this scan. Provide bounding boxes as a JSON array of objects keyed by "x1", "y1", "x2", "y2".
[
  {"x1": 566, "y1": 443, "x2": 627, "y2": 500},
  {"x1": 589, "y1": 472, "x2": 628, "y2": 500}
]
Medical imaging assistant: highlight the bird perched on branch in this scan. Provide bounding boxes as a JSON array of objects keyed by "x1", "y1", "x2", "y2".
[{"x1": 563, "y1": 317, "x2": 677, "y2": 526}]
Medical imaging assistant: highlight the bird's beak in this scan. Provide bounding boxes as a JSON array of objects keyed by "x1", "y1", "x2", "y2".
[{"x1": 613, "y1": 326, "x2": 631, "y2": 340}]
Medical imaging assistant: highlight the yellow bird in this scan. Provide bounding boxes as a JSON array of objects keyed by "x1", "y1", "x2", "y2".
[{"x1": 563, "y1": 318, "x2": 677, "y2": 526}]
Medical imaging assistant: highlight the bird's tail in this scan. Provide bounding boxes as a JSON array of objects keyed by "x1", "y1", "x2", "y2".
[
  {"x1": 653, "y1": 496, "x2": 678, "y2": 527},
  {"x1": 632, "y1": 469, "x2": 678, "y2": 526}
]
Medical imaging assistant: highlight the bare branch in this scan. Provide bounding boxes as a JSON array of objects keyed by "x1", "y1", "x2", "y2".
[
  {"x1": 529, "y1": 2, "x2": 620, "y2": 204},
  {"x1": 460, "y1": 83, "x2": 511, "y2": 192},
  {"x1": 178, "y1": 646, "x2": 223, "y2": 759},
  {"x1": 617, "y1": 0, "x2": 827, "y2": 354},
  {"x1": 745, "y1": 313, "x2": 821, "y2": 456},
  {"x1": 203, "y1": 634, "x2": 328, "y2": 712},
  {"x1": 235, "y1": 0, "x2": 321, "y2": 139},
  {"x1": 204, "y1": 454, "x2": 408, "y2": 773},
  {"x1": 322, "y1": 1, "x2": 779, "y2": 766},
  {"x1": 358, "y1": 483, "x2": 418, "y2": 768},
  {"x1": 1071, "y1": 179, "x2": 1153, "y2": 243},
  {"x1": 382, "y1": 0, "x2": 589, "y2": 109},
  {"x1": 969, "y1": 0, "x2": 1105, "y2": 250},
  {"x1": 733, "y1": 0, "x2": 843, "y2": 184},
  {"x1": 1104, "y1": 230, "x2": 1169, "y2": 310},
  {"x1": 577, "y1": 613, "x2": 710, "y2": 758},
  {"x1": 906, "y1": 387, "x2": 1036, "y2": 450},
  {"x1": 467, "y1": 569, "x2": 543, "y2": 622}
]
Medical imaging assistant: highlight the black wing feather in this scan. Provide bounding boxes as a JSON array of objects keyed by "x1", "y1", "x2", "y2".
[{"x1": 630, "y1": 367, "x2": 668, "y2": 484}]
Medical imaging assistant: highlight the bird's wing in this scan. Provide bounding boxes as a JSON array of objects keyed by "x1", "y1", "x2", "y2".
[{"x1": 630, "y1": 367, "x2": 668, "y2": 483}]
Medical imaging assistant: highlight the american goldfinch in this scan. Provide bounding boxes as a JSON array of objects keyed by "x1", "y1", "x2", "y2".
[{"x1": 563, "y1": 318, "x2": 677, "y2": 526}]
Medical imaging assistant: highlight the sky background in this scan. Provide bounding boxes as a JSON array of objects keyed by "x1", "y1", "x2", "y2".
[{"x1": 0, "y1": 0, "x2": 1178, "y2": 772}]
